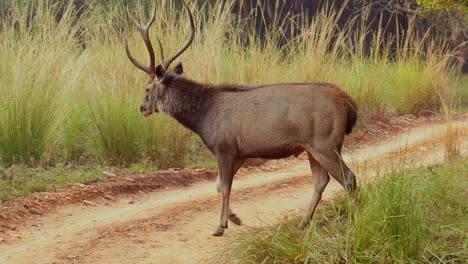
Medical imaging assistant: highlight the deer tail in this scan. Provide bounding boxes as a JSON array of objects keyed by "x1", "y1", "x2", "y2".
[{"x1": 344, "y1": 95, "x2": 358, "y2": 135}]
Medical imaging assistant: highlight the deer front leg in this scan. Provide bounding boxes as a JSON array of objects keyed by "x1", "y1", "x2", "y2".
[
  {"x1": 215, "y1": 158, "x2": 245, "y2": 227},
  {"x1": 213, "y1": 153, "x2": 235, "y2": 236}
]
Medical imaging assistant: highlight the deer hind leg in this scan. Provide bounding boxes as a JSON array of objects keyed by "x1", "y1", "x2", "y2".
[
  {"x1": 307, "y1": 145, "x2": 357, "y2": 200},
  {"x1": 298, "y1": 152, "x2": 330, "y2": 229},
  {"x1": 215, "y1": 158, "x2": 245, "y2": 227}
]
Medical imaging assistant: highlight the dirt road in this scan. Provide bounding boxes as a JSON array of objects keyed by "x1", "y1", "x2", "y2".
[{"x1": 1, "y1": 118, "x2": 467, "y2": 264}]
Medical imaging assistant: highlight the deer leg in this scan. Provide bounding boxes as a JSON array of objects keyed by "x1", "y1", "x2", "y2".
[
  {"x1": 215, "y1": 159, "x2": 245, "y2": 226},
  {"x1": 213, "y1": 154, "x2": 235, "y2": 236},
  {"x1": 308, "y1": 146, "x2": 357, "y2": 203},
  {"x1": 298, "y1": 152, "x2": 330, "y2": 229}
]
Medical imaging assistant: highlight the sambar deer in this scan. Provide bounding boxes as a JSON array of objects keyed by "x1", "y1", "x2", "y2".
[{"x1": 126, "y1": 1, "x2": 358, "y2": 236}]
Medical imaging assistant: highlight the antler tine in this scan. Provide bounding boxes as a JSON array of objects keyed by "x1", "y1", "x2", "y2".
[
  {"x1": 156, "y1": 35, "x2": 164, "y2": 62},
  {"x1": 126, "y1": 4, "x2": 157, "y2": 77},
  {"x1": 125, "y1": 41, "x2": 149, "y2": 74},
  {"x1": 162, "y1": 0, "x2": 195, "y2": 70}
]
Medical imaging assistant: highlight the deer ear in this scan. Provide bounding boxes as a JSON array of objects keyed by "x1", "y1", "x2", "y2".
[
  {"x1": 173, "y1": 62, "x2": 183, "y2": 74},
  {"x1": 155, "y1": 65, "x2": 166, "y2": 80}
]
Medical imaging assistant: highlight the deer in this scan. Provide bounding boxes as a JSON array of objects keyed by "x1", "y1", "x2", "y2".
[{"x1": 125, "y1": 1, "x2": 358, "y2": 236}]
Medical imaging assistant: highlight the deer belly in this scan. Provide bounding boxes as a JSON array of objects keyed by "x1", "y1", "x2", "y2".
[{"x1": 240, "y1": 144, "x2": 304, "y2": 159}]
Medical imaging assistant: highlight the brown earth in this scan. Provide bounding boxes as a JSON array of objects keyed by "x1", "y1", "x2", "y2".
[{"x1": 0, "y1": 114, "x2": 467, "y2": 263}]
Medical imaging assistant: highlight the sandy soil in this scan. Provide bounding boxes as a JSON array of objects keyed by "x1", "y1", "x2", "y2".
[{"x1": 0, "y1": 117, "x2": 467, "y2": 264}]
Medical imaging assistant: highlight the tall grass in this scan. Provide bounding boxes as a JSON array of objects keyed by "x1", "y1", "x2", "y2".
[
  {"x1": 0, "y1": 1, "x2": 83, "y2": 165},
  {"x1": 0, "y1": 0, "x2": 462, "y2": 167},
  {"x1": 224, "y1": 159, "x2": 468, "y2": 263},
  {"x1": 352, "y1": 173, "x2": 427, "y2": 261},
  {"x1": 0, "y1": 0, "x2": 192, "y2": 167}
]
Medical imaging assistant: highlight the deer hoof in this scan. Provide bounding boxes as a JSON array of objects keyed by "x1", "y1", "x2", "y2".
[
  {"x1": 212, "y1": 228, "x2": 225, "y2": 236},
  {"x1": 229, "y1": 214, "x2": 242, "y2": 226}
]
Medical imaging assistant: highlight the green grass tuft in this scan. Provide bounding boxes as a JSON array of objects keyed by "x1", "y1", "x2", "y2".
[{"x1": 224, "y1": 158, "x2": 468, "y2": 263}]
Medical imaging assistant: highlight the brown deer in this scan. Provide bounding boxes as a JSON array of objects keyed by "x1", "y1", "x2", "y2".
[{"x1": 126, "y1": 1, "x2": 358, "y2": 236}]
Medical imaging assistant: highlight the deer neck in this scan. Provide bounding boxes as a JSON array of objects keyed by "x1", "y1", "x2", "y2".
[{"x1": 160, "y1": 78, "x2": 213, "y2": 134}]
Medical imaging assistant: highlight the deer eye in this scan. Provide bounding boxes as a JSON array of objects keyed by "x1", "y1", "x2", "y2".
[{"x1": 146, "y1": 88, "x2": 150, "y2": 93}]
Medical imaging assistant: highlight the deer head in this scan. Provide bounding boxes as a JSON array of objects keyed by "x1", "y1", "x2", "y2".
[{"x1": 126, "y1": 1, "x2": 195, "y2": 117}]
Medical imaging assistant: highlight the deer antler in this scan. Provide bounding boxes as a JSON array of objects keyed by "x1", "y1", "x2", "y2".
[
  {"x1": 161, "y1": 0, "x2": 195, "y2": 71},
  {"x1": 126, "y1": 1, "x2": 195, "y2": 77},
  {"x1": 125, "y1": 4, "x2": 157, "y2": 78},
  {"x1": 156, "y1": 35, "x2": 165, "y2": 62}
]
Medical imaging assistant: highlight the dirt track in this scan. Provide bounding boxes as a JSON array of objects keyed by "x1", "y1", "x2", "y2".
[{"x1": 0, "y1": 118, "x2": 467, "y2": 264}]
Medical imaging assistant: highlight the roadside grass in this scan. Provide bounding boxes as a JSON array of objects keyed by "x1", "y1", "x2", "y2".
[
  {"x1": 0, "y1": 0, "x2": 193, "y2": 168},
  {"x1": 0, "y1": 153, "x2": 218, "y2": 201},
  {"x1": 0, "y1": 1, "x2": 83, "y2": 166},
  {"x1": 223, "y1": 158, "x2": 468, "y2": 263},
  {"x1": 0, "y1": 165, "x2": 107, "y2": 200}
]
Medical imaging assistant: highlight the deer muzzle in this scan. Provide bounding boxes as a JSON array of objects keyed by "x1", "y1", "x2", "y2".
[{"x1": 140, "y1": 105, "x2": 152, "y2": 117}]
